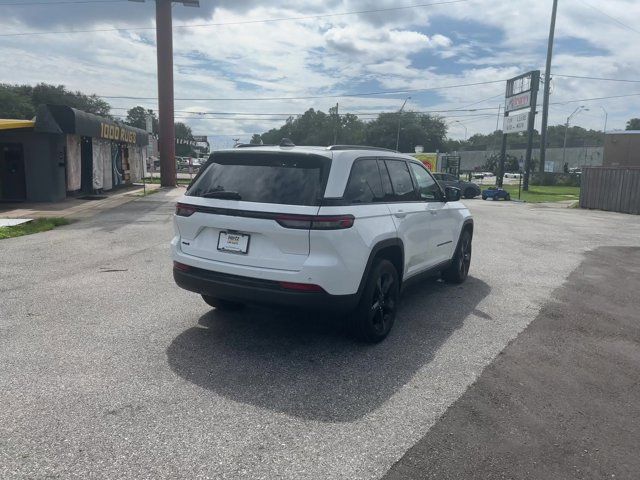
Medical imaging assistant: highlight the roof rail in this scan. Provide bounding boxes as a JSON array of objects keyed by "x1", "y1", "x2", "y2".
[
  {"x1": 234, "y1": 143, "x2": 275, "y2": 148},
  {"x1": 327, "y1": 145, "x2": 398, "y2": 153}
]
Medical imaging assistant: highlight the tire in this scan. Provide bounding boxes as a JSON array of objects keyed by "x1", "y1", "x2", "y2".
[
  {"x1": 201, "y1": 295, "x2": 245, "y2": 311},
  {"x1": 442, "y1": 229, "x2": 472, "y2": 284},
  {"x1": 505, "y1": 193, "x2": 511, "y2": 201},
  {"x1": 350, "y1": 259, "x2": 400, "y2": 343},
  {"x1": 482, "y1": 195, "x2": 487, "y2": 200},
  {"x1": 464, "y1": 188, "x2": 476, "y2": 199}
]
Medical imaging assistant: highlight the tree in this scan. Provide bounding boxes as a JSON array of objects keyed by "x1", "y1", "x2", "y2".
[
  {"x1": 125, "y1": 106, "x2": 158, "y2": 133},
  {"x1": 365, "y1": 111, "x2": 447, "y2": 152},
  {"x1": 0, "y1": 84, "x2": 34, "y2": 119},
  {"x1": 30, "y1": 83, "x2": 110, "y2": 116},
  {"x1": 626, "y1": 118, "x2": 640, "y2": 130},
  {"x1": 445, "y1": 125, "x2": 604, "y2": 154},
  {"x1": 175, "y1": 122, "x2": 195, "y2": 157},
  {"x1": 0, "y1": 83, "x2": 111, "y2": 119},
  {"x1": 481, "y1": 153, "x2": 520, "y2": 173},
  {"x1": 250, "y1": 134, "x2": 263, "y2": 144},
  {"x1": 261, "y1": 108, "x2": 367, "y2": 146}
]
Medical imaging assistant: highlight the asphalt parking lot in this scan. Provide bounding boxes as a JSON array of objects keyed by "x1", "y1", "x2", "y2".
[{"x1": 1, "y1": 191, "x2": 640, "y2": 479}]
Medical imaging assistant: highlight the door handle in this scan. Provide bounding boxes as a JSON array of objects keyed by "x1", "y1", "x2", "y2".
[{"x1": 394, "y1": 210, "x2": 407, "y2": 218}]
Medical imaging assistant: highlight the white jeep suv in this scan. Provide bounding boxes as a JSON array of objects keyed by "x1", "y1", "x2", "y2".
[{"x1": 172, "y1": 141, "x2": 473, "y2": 342}]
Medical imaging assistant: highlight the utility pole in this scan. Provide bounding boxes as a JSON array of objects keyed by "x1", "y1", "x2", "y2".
[
  {"x1": 396, "y1": 97, "x2": 411, "y2": 152},
  {"x1": 539, "y1": 0, "x2": 558, "y2": 173},
  {"x1": 129, "y1": 0, "x2": 200, "y2": 187},
  {"x1": 156, "y1": 0, "x2": 175, "y2": 187},
  {"x1": 333, "y1": 102, "x2": 339, "y2": 145}
]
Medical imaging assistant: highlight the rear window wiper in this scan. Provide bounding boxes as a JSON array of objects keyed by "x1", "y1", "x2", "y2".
[{"x1": 201, "y1": 190, "x2": 242, "y2": 200}]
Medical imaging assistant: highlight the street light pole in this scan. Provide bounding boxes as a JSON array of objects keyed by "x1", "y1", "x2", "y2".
[
  {"x1": 396, "y1": 97, "x2": 411, "y2": 151},
  {"x1": 562, "y1": 106, "x2": 587, "y2": 167},
  {"x1": 600, "y1": 106, "x2": 608, "y2": 163},
  {"x1": 454, "y1": 120, "x2": 467, "y2": 141}
]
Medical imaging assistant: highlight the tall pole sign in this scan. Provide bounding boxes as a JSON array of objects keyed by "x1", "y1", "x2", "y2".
[{"x1": 497, "y1": 71, "x2": 540, "y2": 190}]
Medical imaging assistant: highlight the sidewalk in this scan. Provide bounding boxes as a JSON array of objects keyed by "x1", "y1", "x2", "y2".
[{"x1": 0, "y1": 183, "x2": 175, "y2": 220}]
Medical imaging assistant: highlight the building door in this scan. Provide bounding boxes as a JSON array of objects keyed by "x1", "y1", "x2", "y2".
[
  {"x1": 0, "y1": 143, "x2": 26, "y2": 202},
  {"x1": 80, "y1": 136, "x2": 93, "y2": 194}
]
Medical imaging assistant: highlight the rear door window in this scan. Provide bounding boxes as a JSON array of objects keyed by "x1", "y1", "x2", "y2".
[
  {"x1": 384, "y1": 160, "x2": 419, "y2": 202},
  {"x1": 187, "y1": 152, "x2": 329, "y2": 206},
  {"x1": 344, "y1": 158, "x2": 385, "y2": 203}
]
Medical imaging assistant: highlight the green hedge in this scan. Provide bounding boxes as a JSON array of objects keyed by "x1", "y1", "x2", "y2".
[{"x1": 530, "y1": 172, "x2": 581, "y2": 187}]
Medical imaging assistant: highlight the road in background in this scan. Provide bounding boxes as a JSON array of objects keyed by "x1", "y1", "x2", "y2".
[{"x1": 1, "y1": 193, "x2": 639, "y2": 479}]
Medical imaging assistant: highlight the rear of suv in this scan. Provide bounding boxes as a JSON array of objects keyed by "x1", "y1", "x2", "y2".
[{"x1": 172, "y1": 142, "x2": 473, "y2": 342}]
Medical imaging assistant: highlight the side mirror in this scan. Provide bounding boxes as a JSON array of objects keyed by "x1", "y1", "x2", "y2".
[{"x1": 445, "y1": 186, "x2": 461, "y2": 202}]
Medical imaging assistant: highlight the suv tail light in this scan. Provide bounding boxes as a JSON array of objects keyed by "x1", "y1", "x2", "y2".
[
  {"x1": 276, "y1": 214, "x2": 354, "y2": 230},
  {"x1": 175, "y1": 203, "x2": 196, "y2": 217}
]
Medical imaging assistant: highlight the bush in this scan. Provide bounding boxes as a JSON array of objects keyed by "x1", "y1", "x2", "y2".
[{"x1": 530, "y1": 172, "x2": 580, "y2": 187}]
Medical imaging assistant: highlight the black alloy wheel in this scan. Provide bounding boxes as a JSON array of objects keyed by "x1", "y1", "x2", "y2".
[
  {"x1": 370, "y1": 270, "x2": 397, "y2": 336},
  {"x1": 351, "y1": 259, "x2": 399, "y2": 343},
  {"x1": 443, "y1": 229, "x2": 472, "y2": 284}
]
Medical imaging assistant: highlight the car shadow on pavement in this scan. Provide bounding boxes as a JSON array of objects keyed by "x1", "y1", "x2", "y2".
[{"x1": 166, "y1": 276, "x2": 491, "y2": 423}]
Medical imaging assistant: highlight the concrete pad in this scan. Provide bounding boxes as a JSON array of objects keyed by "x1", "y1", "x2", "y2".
[{"x1": 0, "y1": 218, "x2": 33, "y2": 227}]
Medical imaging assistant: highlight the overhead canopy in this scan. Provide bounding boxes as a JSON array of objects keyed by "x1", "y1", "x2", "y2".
[
  {"x1": 34, "y1": 104, "x2": 149, "y2": 146},
  {"x1": 0, "y1": 119, "x2": 35, "y2": 131}
]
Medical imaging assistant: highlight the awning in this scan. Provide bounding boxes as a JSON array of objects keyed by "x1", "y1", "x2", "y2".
[
  {"x1": 0, "y1": 119, "x2": 35, "y2": 131},
  {"x1": 34, "y1": 104, "x2": 149, "y2": 146}
]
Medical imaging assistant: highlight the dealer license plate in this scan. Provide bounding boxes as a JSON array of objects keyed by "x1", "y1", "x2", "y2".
[{"x1": 217, "y1": 231, "x2": 250, "y2": 254}]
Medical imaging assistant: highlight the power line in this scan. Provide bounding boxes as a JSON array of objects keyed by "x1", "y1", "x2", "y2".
[
  {"x1": 0, "y1": 0, "x2": 470, "y2": 36},
  {"x1": 108, "y1": 91, "x2": 640, "y2": 122},
  {"x1": 576, "y1": 0, "x2": 640, "y2": 36},
  {"x1": 99, "y1": 79, "x2": 507, "y2": 102},
  {"x1": 108, "y1": 106, "x2": 501, "y2": 115},
  {"x1": 0, "y1": 0, "x2": 126, "y2": 4},
  {"x1": 554, "y1": 73, "x2": 640, "y2": 84},
  {"x1": 550, "y1": 92, "x2": 640, "y2": 105}
]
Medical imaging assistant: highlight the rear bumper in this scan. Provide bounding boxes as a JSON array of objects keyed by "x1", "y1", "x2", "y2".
[{"x1": 173, "y1": 265, "x2": 359, "y2": 312}]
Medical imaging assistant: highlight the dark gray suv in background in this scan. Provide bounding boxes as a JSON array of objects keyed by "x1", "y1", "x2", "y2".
[{"x1": 432, "y1": 173, "x2": 481, "y2": 199}]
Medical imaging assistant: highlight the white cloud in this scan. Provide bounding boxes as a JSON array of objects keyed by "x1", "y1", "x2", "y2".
[{"x1": 1, "y1": 0, "x2": 640, "y2": 144}]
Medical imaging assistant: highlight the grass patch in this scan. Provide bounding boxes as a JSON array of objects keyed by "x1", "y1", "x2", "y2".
[
  {"x1": 0, "y1": 217, "x2": 71, "y2": 240},
  {"x1": 499, "y1": 185, "x2": 581, "y2": 203}
]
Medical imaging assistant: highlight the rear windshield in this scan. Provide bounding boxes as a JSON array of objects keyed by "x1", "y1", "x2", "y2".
[{"x1": 186, "y1": 152, "x2": 329, "y2": 206}]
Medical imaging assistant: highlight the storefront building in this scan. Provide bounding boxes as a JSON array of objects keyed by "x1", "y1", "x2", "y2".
[{"x1": 0, "y1": 105, "x2": 149, "y2": 202}]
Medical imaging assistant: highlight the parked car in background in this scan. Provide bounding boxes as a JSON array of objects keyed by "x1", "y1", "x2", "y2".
[
  {"x1": 432, "y1": 172, "x2": 481, "y2": 199},
  {"x1": 504, "y1": 172, "x2": 522, "y2": 178},
  {"x1": 471, "y1": 171, "x2": 494, "y2": 180}
]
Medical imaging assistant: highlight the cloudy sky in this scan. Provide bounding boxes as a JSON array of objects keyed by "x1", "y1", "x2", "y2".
[{"x1": 1, "y1": 0, "x2": 639, "y2": 148}]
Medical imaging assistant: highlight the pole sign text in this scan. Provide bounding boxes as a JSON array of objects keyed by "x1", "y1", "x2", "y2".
[
  {"x1": 505, "y1": 91, "x2": 532, "y2": 112},
  {"x1": 503, "y1": 111, "x2": 529, "y2": 133}
]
